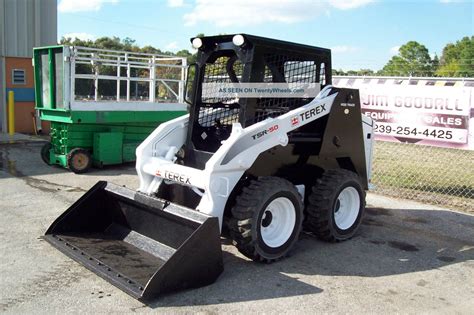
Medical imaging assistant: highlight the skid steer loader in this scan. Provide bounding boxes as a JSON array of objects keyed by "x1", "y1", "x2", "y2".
[{"x1": 43, "y1": 34, "x2": 374, "y2": 301}]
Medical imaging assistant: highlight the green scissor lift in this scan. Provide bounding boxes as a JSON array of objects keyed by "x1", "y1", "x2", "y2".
[{"x1": 34, "y1": 45, "x2": 187, "y2": 173}]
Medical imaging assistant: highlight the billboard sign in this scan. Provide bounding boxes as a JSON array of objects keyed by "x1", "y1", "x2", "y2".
[{"x1": 335, "y1": 78, "x2": 473, "y2": 150}]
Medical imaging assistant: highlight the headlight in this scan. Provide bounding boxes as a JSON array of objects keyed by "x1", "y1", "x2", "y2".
[
  {"x1": 232, "y1": 34, "x2": 245, "y2": 47},
  {"x1": 192, "y1": 37, "x2": 203, "y2": 49}
]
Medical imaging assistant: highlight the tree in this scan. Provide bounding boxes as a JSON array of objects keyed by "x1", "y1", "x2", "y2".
[
  {"x1": 381, "y1": 41, "x2": 434, "y2": 76},
  {"x1": 94, "y1": 36, "x2": 124, "y2": 50},
  {"x1": 332, "y1": 69, "x2": 346, "y2": 76},
  {"x1": 332, "y1": 68, "x2": 376, "y2": 76},
  {"x1": 432, "y1": 54, "x2": 439, "y2": 72},
  {"x1": 437, "y1": 36, "x2": 474, "y2": 77},
  {"x1": 122, "y1": 37, "x2": 136, "y2": 50},
  {"x1": 458, "y1": 39, "x2": 474, "y2": 76},
  {"x1": 140, "y1": 45, "x2": 162, "y2": 54},
  {"x1": 357, "y1": 69, "x2": 374, "y2": 76},
  {"x1": 331, "y1": 68, "x2": 377, "y2": 76},
  {"x1": 346, "y1": 70, "x2": 359, "y2": 76},
  {"x1": 59, "y1": 36, "x2": 197, "y2": 63}
]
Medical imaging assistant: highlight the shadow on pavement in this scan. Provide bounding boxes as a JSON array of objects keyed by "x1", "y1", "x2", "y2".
[
  {"x1": 147, "y1": 251, "x2": 323, "y2": 308},
  {"x1": 289, "y1": 207, "x2": 474, "y2": 278},
  {"x1": 148, "y1": 207, "x2": 473, "y2": 307},
  {"x1": 0, "y1": 141, "x2": 136, "y2": 178}
]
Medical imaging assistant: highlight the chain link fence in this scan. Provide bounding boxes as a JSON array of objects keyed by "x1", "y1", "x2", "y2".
[{"x1": 371, "y1": 141, "x2": 474, "y2": 213}]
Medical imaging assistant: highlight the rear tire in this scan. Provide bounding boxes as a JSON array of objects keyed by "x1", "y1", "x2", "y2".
[
  {"x1": 67, "y1": 148, "x2": 92, "y2": 174},
  {"x1": 304, "y1": 169, "x2": 365, "y2": 241},
  {"x1": 228, "y1": 177, "x2": 303, "y2": 262},
  {"x1": 41, "y1": 142, "x2": 52, "y2": 165}
]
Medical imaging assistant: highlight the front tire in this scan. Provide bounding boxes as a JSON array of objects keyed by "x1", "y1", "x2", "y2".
[
  {"x1": 41, "y1": 142, "x2": 52, "y2": 165},
  {"x1": 304, "y1": 169, "x2": 365, "y2": 241},
  {"x1": 228, "y1": 177, "x2": 303, "y2": 262},
  {"x1": 67, "y1": 148, "x2": 92, "y2": 174}
]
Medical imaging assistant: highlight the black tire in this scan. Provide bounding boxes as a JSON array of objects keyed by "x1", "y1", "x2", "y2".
[
  {"x1": 41, "y1": 142, "x2": 52, "y2": 165},
  {"x1": 304, "y1": 169, "x2": 365, "y2": 242},
  {"x1": 228, "y1": 177, "x2": 304, "y2": 262},
  {"x1": 67, "y1": 148, "x2": 92, "y2": 174}
]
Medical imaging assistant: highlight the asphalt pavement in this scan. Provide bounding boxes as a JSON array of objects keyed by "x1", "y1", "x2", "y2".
[{"x1": 1, "y1": 141, "x2": 473, "y2": 314}]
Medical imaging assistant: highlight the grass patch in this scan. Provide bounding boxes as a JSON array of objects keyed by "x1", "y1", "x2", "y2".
[{"x1": 371, "y1": 141, "x2": 474, "y2": 213}]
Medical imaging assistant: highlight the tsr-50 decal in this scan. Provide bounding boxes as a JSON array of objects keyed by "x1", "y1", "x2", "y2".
[
  {"x1": 251, "y1": 124, "x2": 279, "y2": 140},
  {"x1": 156, "y1": 170, "x2": 191, "y2": 184}
]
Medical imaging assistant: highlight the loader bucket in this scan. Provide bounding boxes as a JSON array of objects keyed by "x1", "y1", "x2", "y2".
[{"x1": 43, "y1": 181, "x2": 223, "y2": 301}]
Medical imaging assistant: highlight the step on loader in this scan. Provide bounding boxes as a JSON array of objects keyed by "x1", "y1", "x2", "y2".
[{"x1": 43, "y1": 34, "x2": 374, "y2": 301}]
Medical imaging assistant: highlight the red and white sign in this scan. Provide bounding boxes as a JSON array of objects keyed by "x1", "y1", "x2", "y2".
[{"x1": 335, "y1": 80, "x2": 473, "y2": 150}]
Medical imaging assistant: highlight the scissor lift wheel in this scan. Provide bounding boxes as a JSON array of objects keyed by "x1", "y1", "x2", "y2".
[{"x1": 67, "y1": 148, "x2": 92, "y2": 174}]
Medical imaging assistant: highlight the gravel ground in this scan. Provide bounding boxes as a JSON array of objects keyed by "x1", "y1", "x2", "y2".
[{"x1": 1, "y1": 141, "x2": 473, "y2": 314}]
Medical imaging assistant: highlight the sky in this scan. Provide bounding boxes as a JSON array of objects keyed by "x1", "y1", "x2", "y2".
[{"x1": 57, "y1": 0, "x2": 474, "y2": 71}]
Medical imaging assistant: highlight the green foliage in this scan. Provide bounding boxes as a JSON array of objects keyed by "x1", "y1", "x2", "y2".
[
  {"x1": 436, "y1": 62, "x2": 460, "y2": 77},
  {"x1": 332, "y1": 69, "x2": 346, "y2": 75},
  {"x1": 436, "y1": 36, "x2": 474, "y2": 77},
  {"x1": 380, "y1": 41, "x2": 434, "y2": 76},
  {"x1": 59, "y1": 35, "x2": 197, "y2": 63},
  {"x1": 60, "y1": 34, "x2": 471, "y2": 78},
  {"x1": 431, "y1": 54, "x2": 439, "y2": 70},
  {"x1": 379, "y1": 36, "x2": 472, "y2": 77},
  {"x1": 59, "y1": 33, "x2": 209, "y2": 65},
  {"x1": 358, "y1": 69, "x2": 375, "y2": 76},
  {"x1": 332, "y1": 68, "x2": 374, "y2": 76}
]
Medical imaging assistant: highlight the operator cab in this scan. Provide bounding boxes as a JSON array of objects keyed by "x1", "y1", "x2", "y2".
[{"x1": 184, "y1": 34, "x2": 332, "y2": 169}]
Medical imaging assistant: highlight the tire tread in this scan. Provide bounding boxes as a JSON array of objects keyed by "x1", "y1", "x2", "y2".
[
  {"x1": 304, "y1": 169, "x2": 364, "y2": 242},
  {"x1": 228, "y1": 176, "x2": 303, "y2": 263}
]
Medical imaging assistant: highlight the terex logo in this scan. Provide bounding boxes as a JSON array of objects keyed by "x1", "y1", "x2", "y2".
[
  {"x1": 251, "y1": 124, "x2": 279, "y2": 140},
  {"x1": 299, "y1": 104, "x2": 326, "y2": 122},
  {"x1": 291, "y1": 116, "x2": 299, "y2": 126},
  {"x1": 156, "y1": 170, "x2": 191, "y2": 184}
]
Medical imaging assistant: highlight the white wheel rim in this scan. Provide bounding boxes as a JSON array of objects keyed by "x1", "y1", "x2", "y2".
[
  {"x1": 260, "y1": 197, "x2": 296, "y2": 248},
  {"x1": 334, "y1": 187, "x2": 360, "y2": 230}
]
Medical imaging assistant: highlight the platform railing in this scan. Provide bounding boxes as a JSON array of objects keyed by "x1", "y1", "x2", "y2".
[{"x1": 68, "y1": 46, "x2": 187, "y2": 107}]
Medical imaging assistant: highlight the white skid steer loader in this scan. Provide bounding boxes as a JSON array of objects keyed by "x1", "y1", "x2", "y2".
[{"x1": 43, "y1": 34, "x2": 374, "y2": 301}]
